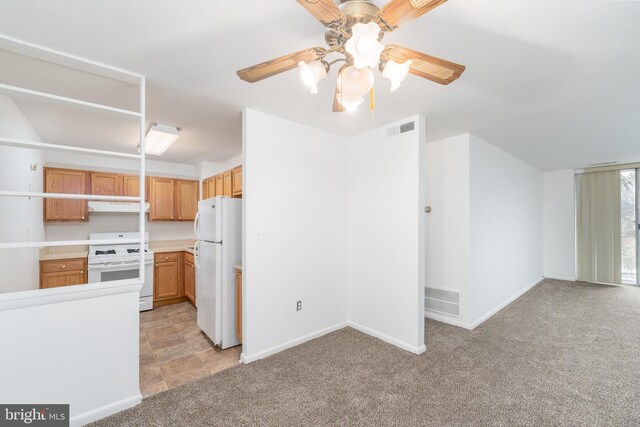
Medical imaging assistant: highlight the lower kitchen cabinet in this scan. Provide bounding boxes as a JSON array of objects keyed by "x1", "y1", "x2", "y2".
[
  {"x1": 184, "y1": 252, "x2": 196, "y2": 306},
  {"x1": 154, "y1": 252, "x2": 181, "y2": 301},
  {"x1": 40, "y1": 258, "x2": 87, "y2": 289},
  {"x1": 235, "y1": 267, "x2": 242, "y2": 342}
]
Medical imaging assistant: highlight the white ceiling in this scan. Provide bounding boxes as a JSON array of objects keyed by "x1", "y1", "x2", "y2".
[{"x1": 0, "y1": 0, "x2": 639, "y2": 170}]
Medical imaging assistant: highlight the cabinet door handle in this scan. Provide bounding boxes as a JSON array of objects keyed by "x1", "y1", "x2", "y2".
[{"x1": 61, "y1": 265, "x2": 66, "y2": 269}]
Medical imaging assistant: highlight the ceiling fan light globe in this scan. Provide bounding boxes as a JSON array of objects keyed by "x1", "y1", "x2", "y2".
[
  {"x1": 382, "y1": 59, "x2": 412, "y2": 92},
  {"x1": 338, "y1": 94, "x2": 364, "y2": 112},
  {"x1": 299, "y1": 61, "x2": 327, "y2": 94},
  {"x1": 336, "y1": 66, "x2": 374, "y2": 98},
  {"x1": 345, "y1": 22, "x2": 385, "y2": 69}
]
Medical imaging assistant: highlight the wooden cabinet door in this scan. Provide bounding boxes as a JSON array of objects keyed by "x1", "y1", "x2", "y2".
[
  {"x1": 149, "y1": 177, "x2": 175, "y2": 221},
  {"x1": 123, "y1": 175, "x2": 149, "y2": 201},
  {"x1": 235, "y1": 269, "x2": 242, "y2": 342},
  {"x1": 91, "y1": 172, "x2": 123, "y2": 196},
  {"x1": 44, "y1": 168, "x2": 88, "y2": 222},
  {"x1": 184, "y1": 254, "x2": 196, "y2": 306},
  {"x1": 41, "y1": 271, "x2": 86, "y2": 289},
  {"x1": 208, "y1": 179, "x2": 216, "y2": 198},
  {"x1": 215, "y1": 175, "x2": 224, "y2": 196},
  {"x1": 223, "y1": 171, "x2": 233, "y2": 197},
  {"x1": 154, "y1": 258, "x2": 180, "y2": 301},
  {"x1": 175, "y1": 180, "x2": 199, "y2": 221},
  {"x1": 202, "y1": 179, "x2": 209, "y2": 200},
  {"x1": 232, "y1": 166, "x2": 242, "y2": 196},
  {"x1": 40, "y1": 258, "x2": 87, "y2": 289}
]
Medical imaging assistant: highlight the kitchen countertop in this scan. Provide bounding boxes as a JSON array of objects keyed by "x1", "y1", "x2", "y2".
[
  {"x1": 150, "y1": 240, "x2": 196, "y2": 255},
  {"x1": 39, "y1": 246, "x2": 89, "y2": 261}
]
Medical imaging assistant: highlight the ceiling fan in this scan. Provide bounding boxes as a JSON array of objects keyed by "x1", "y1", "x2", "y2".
[{"x1": 237, "y1": 0, "x2": 466, "y2": 113}]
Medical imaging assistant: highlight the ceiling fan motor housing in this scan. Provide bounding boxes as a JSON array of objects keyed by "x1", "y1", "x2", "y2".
[{"x1": 326, "y1": 0, "x2": 382, "y2": 49}]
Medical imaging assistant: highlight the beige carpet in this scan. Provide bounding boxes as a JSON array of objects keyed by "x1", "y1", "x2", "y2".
[{"x1": 92, "y1": 279, "x2": 640, "y2": 426}]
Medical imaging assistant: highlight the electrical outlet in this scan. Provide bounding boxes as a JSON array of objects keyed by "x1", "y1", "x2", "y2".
[
  {"x1": 296, "y1": 301, "x2": 302, "y2": 311},
  {"x1": 256, "y1": 230, "x2": 268, "y2": 241}
]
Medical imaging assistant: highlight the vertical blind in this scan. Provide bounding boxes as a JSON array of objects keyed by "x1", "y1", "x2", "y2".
[{"x1": 576, "y1": 170, "x2": 622, "y2": 284}]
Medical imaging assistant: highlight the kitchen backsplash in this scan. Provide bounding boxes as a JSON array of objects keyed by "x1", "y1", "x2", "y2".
[{"x1": 45, "y1": 213, "x2": 195, "y2": 242}]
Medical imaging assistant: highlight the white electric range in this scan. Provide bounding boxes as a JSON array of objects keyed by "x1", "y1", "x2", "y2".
[{"x1": 88, "y1": 232, "x2": 154, "y2": 311}]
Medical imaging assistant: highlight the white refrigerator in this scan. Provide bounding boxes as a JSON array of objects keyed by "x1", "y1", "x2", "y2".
[{"x1": 194, "y1": 196, "x2": 242, "y2": 349}]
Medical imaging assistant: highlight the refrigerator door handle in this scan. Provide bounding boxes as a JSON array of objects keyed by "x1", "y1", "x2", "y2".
[
  {"x1": 193, "y1": 211, "x2": 200, "y2": 240},
  {"x1": 194, "y1": 240, "x2": 200, "y2": 270}
]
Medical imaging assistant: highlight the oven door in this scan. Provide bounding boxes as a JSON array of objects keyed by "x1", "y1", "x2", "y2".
[{"x1": 88, "y1": 260, "x2": 154, "y2": 297}]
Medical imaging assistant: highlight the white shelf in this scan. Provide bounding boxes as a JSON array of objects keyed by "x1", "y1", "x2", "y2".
[
  {"x1": 0, "y1": 191, "x2": 143, "y2": 202},
  {"x1": 0, "y1": 239, "x2": 143, "y2": 250},
  {"x1": 0, "y1": 34, "x2": 143, "y2": 85},
  {"x1": 0, "y1": 83, "x2": 142, "y2": 120},
  {"x1": 0, "y1": 136, "x2": 142, "y2": 159}
]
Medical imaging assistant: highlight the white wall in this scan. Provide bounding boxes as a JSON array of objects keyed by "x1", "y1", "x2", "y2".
[
  {"x1": 468, "y1": 134, "x2": 544, "y2": 325},
  {"x1": 425, "y1": 134, "x2": 544, "y2": 328},
  {"x1": 0, "y1": 283, "x2": 142, "y2": 426},
  {"x1": 242, "y1": 109, "x2": 349, "y2": 362},
  {"x1": 197, "y1": 153, "x2": 242, "y2": 181},
  {"x1": 0, "y1": 95, "x2": 45, "y2": 293},
  {"x1": 347, "y1": 116, "x2": 426, "y2": 353},
  {"x1": 543, "y1": 169, "x2": 576, "y2": 281},
  {"x1": 424, "y1": 135, "x2": 471, "y2": 321},
  {"x1": 43, "y1": 151, "x2": 197, "y2": 243}
]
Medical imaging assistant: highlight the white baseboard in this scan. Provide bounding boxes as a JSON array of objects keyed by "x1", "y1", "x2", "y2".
[
  {"x1": 543, "y1": 276, "x2": 576, "y2": 282},
  {"x1": 241, "y1": 321, "x2": 349, "y2": 364},
  {"x1": 347, "y1": 321, "x2": 426, "y2": 355},
  {"x1": 70, "y1": 393, "x2": 142, "y2": 427},
  {"x1": 425, "y1": 276, "x2": 545, "y2": 331},
  {"x1": 424, "y1": 312, "x2": 474, "y2": 330}
]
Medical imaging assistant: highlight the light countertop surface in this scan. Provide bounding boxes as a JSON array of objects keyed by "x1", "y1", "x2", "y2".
[{"x1": 40, "y1": 239, "x2": 197, "y2": 260}]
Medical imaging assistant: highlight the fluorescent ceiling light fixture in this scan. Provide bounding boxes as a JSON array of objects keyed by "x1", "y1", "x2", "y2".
[
  {"x1": 382, "y1": 59, "x2": 412, "y2": 92},
  {"x1": 144, "y1": 124, "x2": 180, "y2": 156},
  {"x1": 345, "y1": 22, "x2": 385, "y2": 69},
  {"x1": 299, "y1": 61, "x2": 328, "y2": 94}
]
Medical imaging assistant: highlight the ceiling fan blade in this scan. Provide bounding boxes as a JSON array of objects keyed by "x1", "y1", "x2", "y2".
[
  {"x1": 376, "y1": 0, "x2": 447, "y2": 31},
  {"x1": 237, "y1": 47, "x2": 326, "y2": 83},
  {"x1": 333, "y1": 88, "x2": 345, "y2": 113},
  {"x1": 297, "y1": 0, "x2": 347, "y2": 30},
  {"x1": 382, "y1": 44, "x2": 465, "y2": 85}
]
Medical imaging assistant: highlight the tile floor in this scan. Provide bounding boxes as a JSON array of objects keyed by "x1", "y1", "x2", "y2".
[{"x1": 139, "y1": 302, "x2": 241, "y2": 397}]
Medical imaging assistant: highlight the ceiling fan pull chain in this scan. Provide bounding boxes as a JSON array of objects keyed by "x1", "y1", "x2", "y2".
[{"x1": 370, "y1": 87, "x2": 375, "y2": 127}]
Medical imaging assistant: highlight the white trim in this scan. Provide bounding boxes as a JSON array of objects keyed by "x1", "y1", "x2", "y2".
[
  {"x1": 347, "y1": 321, "x2": 426, "y2": 355},
  {"x1": 425, "y1": 311, "x2": 474, "y2": 330},
  {"x1": 0, "y1": 136, "x2": 141, "y2": 159},
  {"x1": 0, "y1": 279, "x2": 142, "y2": 311},
  {"x1": 0, "y1": 238, "x2": 142, "y2": 250},
  {"x1": 543, "y1": 276, "x2": 576, "y2": 282},
  {"x1": 0, "y1": 83, "x2": 142, "y2": 119},
  {"x1": 0, "y1": 191, "x2": 142, "y2": 201},
  {"x1": 425, "y1": 277, "x2": 545, "y2": 330},
  {"x1": 240, "y1": 322, "x2": 349, "y2": 364},
  {"x1": 0, "y1": 33, "x2": 143, "y2": 84},
  {"x1": 70, "y1": 394, "x2": 142, "y2": 427}
]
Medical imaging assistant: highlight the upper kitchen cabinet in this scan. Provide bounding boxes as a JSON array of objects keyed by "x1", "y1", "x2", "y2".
[
  {"x1": 232, "y1": 166, "x2": 242, "y2": 197},
  {"x1": 149, "y1": 177, "x2": 175, "y2": 221},
  {"x1": 215, "y1": 174, "x2": 224, "y2": 196},
  {"x1": 175, "y1": 180, "x2": 199, "y2": 221},
  {"x1": 44, "y1": 168, "x2": 88, "y2": 222},
  {"x1": 123, "y1": 175, "x2": 149, "y2": 201},
  {"x1": 149, "y1": 177, "x2": 199, "y2": 222},
  {"x1": 90, "y1": 172, "x2": 122, "y2": 196},
  {"x1": 223, "y1": 170, "x2": 233, "y2": 197}
]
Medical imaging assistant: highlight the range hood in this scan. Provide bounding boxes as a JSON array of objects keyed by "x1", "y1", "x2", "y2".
[{"x1": 88, "y1": 201, "x2": 150, "y2": 214}]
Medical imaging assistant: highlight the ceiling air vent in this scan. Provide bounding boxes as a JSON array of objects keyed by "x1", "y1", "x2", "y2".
[{"x1": 387, "y1": 121, "x2": 415, "y2": 137}]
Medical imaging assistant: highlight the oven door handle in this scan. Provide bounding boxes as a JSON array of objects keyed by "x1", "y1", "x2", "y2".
[{"x1": 88, "y1": 259, "x2": 153, "y2": 272}]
